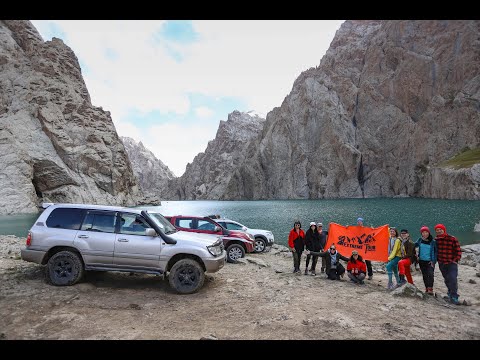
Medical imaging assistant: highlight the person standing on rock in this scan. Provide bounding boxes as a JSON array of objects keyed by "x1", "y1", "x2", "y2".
[
  {"x1": 356, "y1": 217, "x2": 374, "y2": 280},
  {"x1": 434, "y1": 224, "x2": 462, "y2": 305},
  {"x1": 306, "y1": 244, "x2": 349, "y2": 280},
  {"x1": 397, "y1": 229, "x2": 416, "y2": 286},
  {"x1": 414, "y1": 226, "x2": 437, "y2": 295},
  {"x1": 288, "y1": 220, "x2": 305, "y2": 274},
  {"x1": 386, "y1": 227, "x2": 402, "y2": 290},
  {"x1": 317, "y1": 222, "x2": 328, "y2": 273},
  {"x1": 305, "y1": 222, "x2": 321, "y2": 276},
  {"x1": 346, "y1": 250, "x2": 367, "y2": 284}
]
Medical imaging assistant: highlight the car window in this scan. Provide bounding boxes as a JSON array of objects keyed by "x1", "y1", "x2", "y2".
[
  {"x1": 217, "y1": 221, "x2": 226, "y2": 228},
  {"x1": 118, "y1": 213, "x2": 149, "y2": 236},
  {"x1": 225, "y1": 222, "x2": 244, "y2": 231},
  {"x1": 81, "y1": 211, "x2": 116, "y2": 233},
  {"x1": 197, "y1": 220, "x2": 216, "y2": 231},
  {"x1": 177, "y1": 218, "x2": 194, "y2": 229},
  {"x1": 46, "y1": 208, "x2": 86, "y2": 230}
]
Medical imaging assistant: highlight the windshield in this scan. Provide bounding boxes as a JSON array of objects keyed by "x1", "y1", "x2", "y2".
[{"x1": 148, "y1": 212, "x2": 177, "y2": 234}]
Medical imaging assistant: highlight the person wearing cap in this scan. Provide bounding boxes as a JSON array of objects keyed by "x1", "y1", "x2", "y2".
[
  {"x1": 304, "y1": 222, "x2": 321, "y2": 275},
  {"x1": 356, "y1": 217, "x2": 374, "y2": 280},
  {"x1": 397, "y1": 229, "x2": 416, "y2": 286},
  {"x1": 386, "y1": 227, "x2": 402, "y2": 290},
  {"x1": 346, "y1": 250, "x2": 367, "y2": 284},
  {"x1": 414, "y1": 226, "x2": 437, "y2": 294},
  {"x1": 288, "y1": 220, "x2": 305, "y2": 274},
  {"x1": 306, "y1": 244, "x2": 349, "y2": 280},
  {"x1": 317, "y1": 222, "x2": 328, "y2": 273},
  {"x1": 434, "y1": 224, "x2": 462, "y2": 305}
]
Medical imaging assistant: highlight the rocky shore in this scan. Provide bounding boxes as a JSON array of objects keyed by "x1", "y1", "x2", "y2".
[{"x1": 0, "y1": 235, "x2": 479, "y2": 340}]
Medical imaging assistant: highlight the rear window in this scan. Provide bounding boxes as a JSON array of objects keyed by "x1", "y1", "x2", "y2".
[{"x1": 46, "y1": 208, "x2": 86, "y2": 230}]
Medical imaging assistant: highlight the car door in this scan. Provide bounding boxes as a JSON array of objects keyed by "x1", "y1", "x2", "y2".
[
  {"x1": 113, "y1": 212, "x2": 162, "y2": 270},
  {"x1": 74, "y1": 210, "x2": 117, "y2": 267}
]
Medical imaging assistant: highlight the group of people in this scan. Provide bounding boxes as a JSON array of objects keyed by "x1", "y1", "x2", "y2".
[{"x1": 287, "y1": 218, "x2": 463, "y2": 305}]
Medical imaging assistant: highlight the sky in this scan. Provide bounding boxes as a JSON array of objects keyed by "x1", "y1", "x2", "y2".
[{"x1": 31, "y1": 20, "x2": 344, "y2": 176}]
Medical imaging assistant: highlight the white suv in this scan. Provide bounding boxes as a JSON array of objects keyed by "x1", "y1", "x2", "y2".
[
  {"x1": 215, "y1": 218, "x2": 274, "y2": 253},
  {"x1": 21, "y1": 203, "x2": 226, "y2": 294}
]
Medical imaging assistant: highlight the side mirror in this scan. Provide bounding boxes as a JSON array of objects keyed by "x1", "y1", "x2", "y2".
[
  {"x1": 145, "y1": 228, "x2": 157, "y2": 237},
  {"x1": 242, "y1": 226, "x2": 248, "y2": 232},
  {"x1": 214, "y1": 226, "x2": 221, "y2": 232}
]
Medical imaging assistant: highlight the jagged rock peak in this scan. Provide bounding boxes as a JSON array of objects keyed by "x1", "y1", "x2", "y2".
[
  {"x1": 121, "y1": 136, "x2": 176, "y2": 198},
  {"x1": 163, "y1": 110, "x2": 266, "y2": 200},
  {"x1": 0, "y1": 20, "x2": 142, "y2": 214}
]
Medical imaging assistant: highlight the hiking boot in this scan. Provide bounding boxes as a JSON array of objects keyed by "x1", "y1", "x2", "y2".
[
  {"x1": 368, "y1": 275, "x2": 373, "y2": 280},
  {"x1": 426, "y1": 287, "x2": 434, "y2": 295},
  {"x1": 320, "y1": 268, "x2": 325, "y2": 273},
  {"x1": 359, "y1": 280, "x2": 365, "y2": 285},
  {"x1": 450, "y1": 296, "x2": 460, "y2": 305},
  {"x1": 311, "y1": 271, "x2": 316, "y2": 276},
  {"x1": 304, "y1": 269, "x2": 309, "y2": 275},
  {"x1": 387, "y1": 281, "x2": 395, "y2": 290}
]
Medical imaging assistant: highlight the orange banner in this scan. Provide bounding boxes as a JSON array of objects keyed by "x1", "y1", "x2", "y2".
[{"x1": 325, "y1": 223, "x2": 389, "y2": 262}]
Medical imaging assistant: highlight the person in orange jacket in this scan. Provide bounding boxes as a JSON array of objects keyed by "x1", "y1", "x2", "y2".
[{"x1": 288, "y1": 220, "x2": 305, "y2": 274}]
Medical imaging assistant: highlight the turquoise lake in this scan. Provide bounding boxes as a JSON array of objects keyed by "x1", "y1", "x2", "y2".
[{"x1": 1, "y1": 199, "x2": 479, "y2": 245}]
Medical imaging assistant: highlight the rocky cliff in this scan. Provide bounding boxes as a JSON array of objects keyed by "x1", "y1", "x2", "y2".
[
  {"x1": 121, "y1": 136, "x2": 175, "y2": 200},
  {"x1": 0, "y1": 20, "x2": 142, "y2": 214},
  {"x1": 166, "y1": 111, "x2": 265, "y2": 199},
  {"x1": 221, "y1": 20, "x2": 480, "y2": 200}
]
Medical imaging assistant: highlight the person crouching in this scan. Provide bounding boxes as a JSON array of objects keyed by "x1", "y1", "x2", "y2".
[
  {"x1": 347, "y1": 250, "x2": 367, "y2": 284},
  {"x1": 308, "y1": 245, "x2": 349, "y2": 280}
]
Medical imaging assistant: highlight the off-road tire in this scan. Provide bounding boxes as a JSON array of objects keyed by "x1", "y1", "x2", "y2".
[
  {"x1": 46, "y1": 251, "x2": 84, "y2": 286},
  {"x1": 168, "y1": 258, "x2": 205, "y2": 294}
]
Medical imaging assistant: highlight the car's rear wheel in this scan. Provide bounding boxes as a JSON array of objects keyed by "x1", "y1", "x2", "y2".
[
  {"x1": 226, "y1": 244, "x2": 245, "y2": 263},
  {"x1": 168, "y1": 259, "x2": 205, "y2": 294},
  {"x1": 254, "y1": 238, "x2": 267, "y2": 253},
  {"x1": 46, "y1": 251, "x2": 84, "y2": 286}
]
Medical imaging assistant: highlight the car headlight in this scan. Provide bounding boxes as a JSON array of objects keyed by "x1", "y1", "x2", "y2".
[{"x1": 207, "y1": 239, "x2": 224, "y2": 256}]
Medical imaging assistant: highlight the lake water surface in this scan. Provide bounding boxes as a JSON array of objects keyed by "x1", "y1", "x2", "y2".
[{"x1": 2, "y1": 199, "x2": 479, "y2": 246}]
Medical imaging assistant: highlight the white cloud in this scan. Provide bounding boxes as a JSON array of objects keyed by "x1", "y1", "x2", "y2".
[
  {"x1": 31, "y1": 20, "x2": 344, "y2": 176},
  {"x1": 142, "y1": 122, "x2": 219, "y2": 177},
  {"x1": 194, "y1": 106, "x2": 214, "y2": 118}
]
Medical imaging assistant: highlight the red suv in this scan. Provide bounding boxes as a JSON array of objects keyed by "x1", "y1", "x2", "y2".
[{"x1": 165, "y1": 215, "x2": 255, "y2": 263}]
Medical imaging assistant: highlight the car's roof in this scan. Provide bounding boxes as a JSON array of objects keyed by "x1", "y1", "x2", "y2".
[
  {"x1": 46, "y1": 203, "x2": 143, "y2": 214},
  {"x1": 217, "y1": 218, "x2": 237, "y2": 223}
]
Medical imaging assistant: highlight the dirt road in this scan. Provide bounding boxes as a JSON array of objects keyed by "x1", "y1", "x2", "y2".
[{"x1": 1, "y1": 235, "x2": 479, "y2": 340}]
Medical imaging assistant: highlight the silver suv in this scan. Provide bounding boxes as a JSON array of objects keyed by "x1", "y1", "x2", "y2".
[{"x1": 21, "y1": 203, "x2": 226, "y2": 294}]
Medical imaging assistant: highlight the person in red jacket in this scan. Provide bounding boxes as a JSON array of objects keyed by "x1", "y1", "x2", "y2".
[
  {"x1": 434, "y1": 224, "x2": 462, "y2": 305},
  {"x1": 288, "y1": 220, "x2": 305, "y2": 274},
  {"x1": 346, "y1": 250, "x2": 367, "y2": 284}
]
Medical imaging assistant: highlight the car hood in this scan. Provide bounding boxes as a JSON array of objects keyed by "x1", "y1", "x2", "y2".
[
  {"x1": 247, "y1": 228, "x2": 271, "y2": 234},
  {"x1": 168, "y1": 230, "x2": 220, "y2": 246}
]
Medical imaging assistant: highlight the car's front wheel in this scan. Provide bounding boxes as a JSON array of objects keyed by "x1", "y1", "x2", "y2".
[
  {"x1": 254, "y1": 237, "x2": 267, "y2": 253},
  {"x1": 226, "y1": 244, "x2": 245, "y2": 263},
  {"x1": 168, "y1": 259, "x2": 205, "y2": 294},
  {"x1": 46, "y1": 250, "x2": 84, "y2": 286}
]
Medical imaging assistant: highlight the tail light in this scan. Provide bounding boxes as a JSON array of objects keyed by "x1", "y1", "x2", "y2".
[{"x1": 26, "y1": 232, "x2": 32, "y2": 246}]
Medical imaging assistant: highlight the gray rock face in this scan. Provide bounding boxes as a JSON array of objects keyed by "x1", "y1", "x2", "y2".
[
  {"x1": 121, "y1": 136, "x2": 175, "y2": 199},
  {"x1": 224, "y1": 20, "x2": 480, "y2": 200},
  {"x1": 0, "y1": 20, "x2": 142, "y2": 214},
  {"x1": 166, "y1": 111, "x2": 265, "y2": 199}
]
